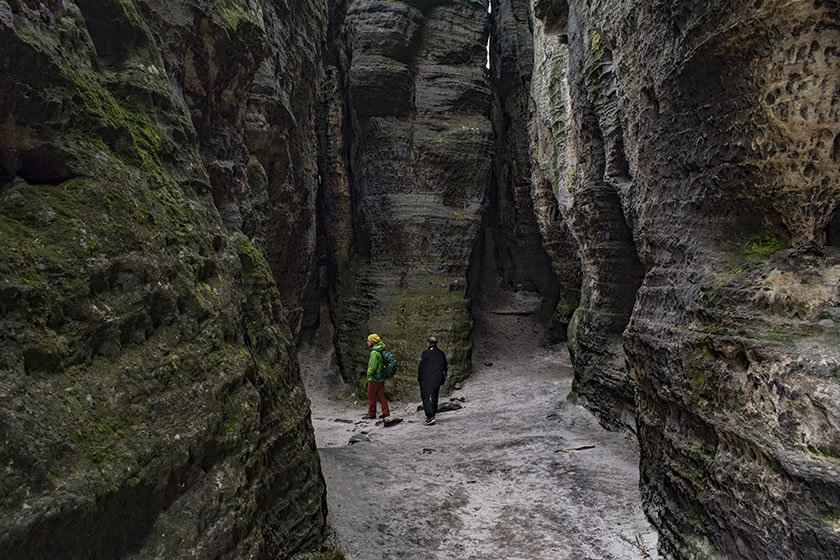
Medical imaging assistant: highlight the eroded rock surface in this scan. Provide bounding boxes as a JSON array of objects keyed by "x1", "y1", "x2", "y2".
[
  {"x1": 490, "y1": 0, "x2": 569, "y2": 341},
  {"x1": 527, "y1": 0, "x2": 840, "y2": 557},
  {"x1": 4, "y1": 0, "x2": 839, "y2": 558},
  {"x1": 322, "y1": 0, "x2": 495, "y2": 398},
  {"x1": 0, "y1": 1, "x2": 328, "y2": 558}
]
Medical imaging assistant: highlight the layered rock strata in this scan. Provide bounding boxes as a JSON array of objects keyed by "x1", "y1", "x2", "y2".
[
  {"x1": 529, "y1": 1, "x2": 644, "y2": 432},
  {"x1": 0, "y1": 1, "x2": 328, "y2": 558},
  {"x1": 528, "y1": 0, "x2": 840, "y2": 558},
  {"x1": 323, "y1": 0, "x2": 494, "y2": 397},
  {"x1": 489, "y1": 2, "x2": 568, "y2": 339},
  {"x1": 490, "y1": 0, "x2": 571, "y2": 341},
  {"x1": 244, "y1": 0, "x2": 327, "y2": 338}
]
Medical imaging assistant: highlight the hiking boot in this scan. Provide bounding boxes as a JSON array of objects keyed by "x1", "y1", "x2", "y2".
[
  {"x1": 378, "y1": 414, "x2": 389, "y2": 419},
  {"x1": 362, "y1": 415, "x2": 375, "y2": 419},
  {"x1": 424, "y1": 417, "x2": 436, "y2": 426}
]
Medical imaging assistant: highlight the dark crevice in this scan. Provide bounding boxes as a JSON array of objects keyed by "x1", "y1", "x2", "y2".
[
  {"x1": 304, "y1": 161, "x2": 332, "y2": 348},
  {"x1": 0, "y1": 162, "x2": 14, "y2": 186},
  {"x1": 75, "y1": 0, "x2": 150, "y2": 68},
  {"x1": 16, "y1": 148, "x2": 77, "y2": 186},
  {"x1": 533, "y1": 0, "x2": 569, "y2": 37},
  {"x1": 315, "y1": 0, "x2": 363, "y2": 384},
  {"x1": 489, "y1": 0, "x2": 563, "y2": 325},
  {"x1": 827, "y1": 207, "x2": 840, "y2": 248},
  {"x1": 608, "y1": 136, "x2": 631, "y2": 182}
]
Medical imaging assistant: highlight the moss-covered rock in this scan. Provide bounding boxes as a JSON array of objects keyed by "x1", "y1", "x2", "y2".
[{"x1": 0, "y1": 1, "x2": 328, "y2": 558}]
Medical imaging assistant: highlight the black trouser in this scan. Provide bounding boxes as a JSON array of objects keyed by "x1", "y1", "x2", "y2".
[{"x1": 420, "y1": 384, "x2": 440, "y2": 420}]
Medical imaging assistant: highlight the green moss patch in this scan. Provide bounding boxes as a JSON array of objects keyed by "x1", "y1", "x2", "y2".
[
  {"x1": 588, "y1": 29, "x2": 604, "y2": 96},
  {"x1": 806, "y1": 444, "x2": 840, "y2": 461},
  {"x1": 217, "y1": 0, "x2": 264, "y2": 31},
  {"x1": 335, "y1": 270, "x2": 474, "y2": 400},
  {"x1": 737, "y1": 233, "x2": 787, "y2": 267},
  {"x1": 719, "y1": 232, "x2": 788, "y2": 281},
  {"x1": 590, "y1": 30, "x2": 603, "y2": 63},
  {"x1": 709, "y1": 232, "x2": 788, "y2": 300}
]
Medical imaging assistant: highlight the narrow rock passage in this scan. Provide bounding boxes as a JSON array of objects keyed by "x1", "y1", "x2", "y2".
[{"x1": 300, "y1": 291, "x2": 659, "y2": 560}]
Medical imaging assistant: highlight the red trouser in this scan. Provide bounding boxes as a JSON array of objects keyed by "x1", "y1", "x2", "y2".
[{"x1": 367, "y1": 381, "x2": 390, "y2": 417}]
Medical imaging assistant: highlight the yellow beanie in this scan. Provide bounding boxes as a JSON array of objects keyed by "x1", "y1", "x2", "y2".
[{"x1": 367, "y1": 333, "x2": 381, "y2": 344}]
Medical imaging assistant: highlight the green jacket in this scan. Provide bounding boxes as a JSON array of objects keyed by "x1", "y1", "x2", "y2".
[{"x1": 366, "y1": 341, "x2": 387, "y2": 382}]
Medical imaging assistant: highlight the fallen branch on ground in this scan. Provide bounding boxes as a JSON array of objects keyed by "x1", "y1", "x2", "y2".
[{"x1": 555, "y1": 445, "x2": 596, "y2": 453}]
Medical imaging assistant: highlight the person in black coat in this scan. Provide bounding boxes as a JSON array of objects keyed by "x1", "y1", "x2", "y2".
[{"x1": 417, "y1": 336, "x2": 447, "y2": 426}]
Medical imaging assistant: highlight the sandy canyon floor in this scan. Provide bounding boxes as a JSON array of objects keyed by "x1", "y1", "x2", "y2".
[{"x1": 299, "y1": 290, "x2": 659, "y2": 560}]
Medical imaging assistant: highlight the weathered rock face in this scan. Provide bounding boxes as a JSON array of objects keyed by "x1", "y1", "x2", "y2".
[
  {"x1": 141, "y1": 0, "x2": 325, "y2": 338},
  {"x1": 490, "y1": 2, "x2": 580, "y2": 340},
  {"x1": 527, "y1": 0, "x2": 840, "y2": 557},
  {"x1": 490, "y1": 0, "x2": 577, "y2": 343},
  {"x1": 529, "y1": 0, "x2": 645, "y2": 432},
  {"x1": 322, "y1": 0, "x2": 495, "y2": 397},
  {"x1": 245, "y1": 1, "x2": 326, "y2": 338},
  {"x1": 0, "y1": 1, "x2": 328, "y2": 558}
]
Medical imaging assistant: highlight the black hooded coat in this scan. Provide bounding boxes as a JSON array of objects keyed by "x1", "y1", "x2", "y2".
[{"x1": 417, "y1": 346, "x2": 448, "y2": 391}]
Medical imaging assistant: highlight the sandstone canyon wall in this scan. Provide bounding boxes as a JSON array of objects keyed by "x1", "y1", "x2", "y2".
[
  {"x1": 319, "y1": 0, "x2": 573, "y2": 397},
  {"x1": 3, "y1": 0, "x2": 839, "y2": 559},
  {"x1": 491, "y1": 0, "x2": 570, "y2": 341},
  {"x1": 526, "y1": 0, "x2": 840, "y2": 558},
  {"x1": 321, "y1": 0, "x2": 496, "y2": 397},
  {"x1": 0, "y1": 1, "x2": 328, "y2": 558}
]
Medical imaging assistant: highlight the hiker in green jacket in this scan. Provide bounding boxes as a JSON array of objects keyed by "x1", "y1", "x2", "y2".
[{"x1": 364, "y1": 334, "x2": 390, "y2": 419}]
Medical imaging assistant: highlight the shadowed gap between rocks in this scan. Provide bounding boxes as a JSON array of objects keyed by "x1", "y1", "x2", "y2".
[
  {"x1": 75, "y1": 0, "x2": 150, "y2": 68},
  {"x1": 827, "y1": 206, "x2": 840, "y2": 248},
  {"x1": 491, "y1": 0, "x2": 564, "y2": 325},
  {"x1": 4, "y1": 147, "x2": 78, "y2": 186}
]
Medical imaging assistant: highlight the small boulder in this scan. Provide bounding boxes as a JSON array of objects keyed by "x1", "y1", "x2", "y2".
[
  {"x1": 437, "y1": 402, "x2": 462, "y2": 413},
  {"x1": 349, "y1": 433, "x2": 371, "y2": 444}
]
